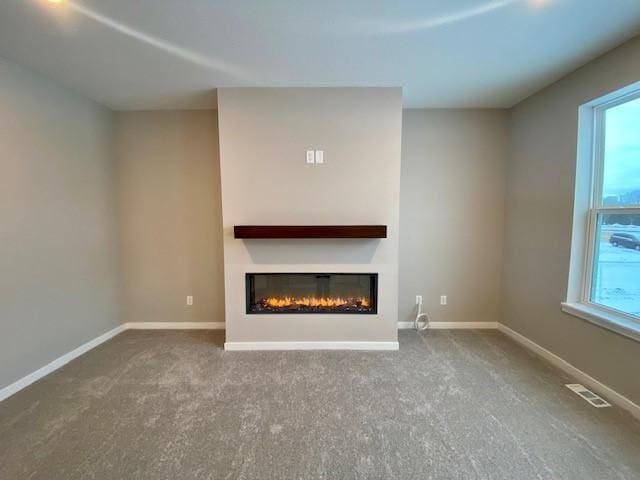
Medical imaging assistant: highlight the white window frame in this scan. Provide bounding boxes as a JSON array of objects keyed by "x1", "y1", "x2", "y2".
[{"x1": 562, "y1": 85, "x2": 640, "y2": 343}]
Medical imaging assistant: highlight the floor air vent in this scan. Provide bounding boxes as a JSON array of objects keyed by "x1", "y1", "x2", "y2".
[{"x1": 565, "y1": 384, "x2": 611, "y2": 408}]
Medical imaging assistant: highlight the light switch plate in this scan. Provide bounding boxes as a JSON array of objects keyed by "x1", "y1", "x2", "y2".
[
  {"x1": 315, "y1": 150, "x2": 324, "y2": 164},
  {"x1": 306, "y1": 150, "x2": 315, "y2": 164}
]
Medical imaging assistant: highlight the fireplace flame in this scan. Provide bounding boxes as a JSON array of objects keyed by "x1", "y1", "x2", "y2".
[{"x1": 262, "y1": 296, "x2": 370, "y2": 309}]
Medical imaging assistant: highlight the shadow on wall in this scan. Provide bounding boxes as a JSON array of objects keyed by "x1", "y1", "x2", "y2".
[{"x1": 241, "y1": 239, "x2": 382, "y2": 264}]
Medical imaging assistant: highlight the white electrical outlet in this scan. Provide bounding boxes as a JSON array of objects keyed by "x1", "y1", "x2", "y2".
[
  {"x1": 315, "y1": 150, "x2": 324, "y2": 164},
  {"x1": 306, "y1": 150, "x2": 315, "y2": 164},
  {"x1": 415, "y1": 295, "x2": 423, "y2": 305},
  {"x1": 186, "y1": 295, "x2": 193, "y2": 306},
  {"x1": 440, "y1": 295, "x2": 447, "y2": 306}
]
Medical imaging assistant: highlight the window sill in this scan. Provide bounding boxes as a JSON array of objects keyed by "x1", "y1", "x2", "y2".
[{"x1": 561, "y1": 302, "x2": 640, "y2": 343}]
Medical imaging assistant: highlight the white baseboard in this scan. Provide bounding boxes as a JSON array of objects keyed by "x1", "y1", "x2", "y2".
[
  {"x1": 126, "y1": 322, "x2": 226, "y2": 330},
  {"x1": 398, "y1": 321, "x2": 499, "y2": 329},
  {"x1": 224, "y1": 341, "x2": 399, "y2": 351},
  {"x1": 497, "y1": 323, "x2": 640, "y2": 420},
  {"x1": 0, "y1": 324, "x2": 127, "y2": 402}
]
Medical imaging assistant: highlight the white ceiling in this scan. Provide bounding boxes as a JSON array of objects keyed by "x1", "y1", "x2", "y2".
[{"x1": 1, "y1": 0, "x2": 639, "y2": 110}]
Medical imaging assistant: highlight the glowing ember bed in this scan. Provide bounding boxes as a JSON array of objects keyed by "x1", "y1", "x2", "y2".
[{"x1": 245, "y1": 273, "x2": 378, "y2": 314}]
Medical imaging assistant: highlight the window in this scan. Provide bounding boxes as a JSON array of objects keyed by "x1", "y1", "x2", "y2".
[
  {"x1": 588, "y1": 95, "x2": 640, "y2": 318},
  {"x1": 565, "y1": 88, "x2": 640, "y2": 340}
]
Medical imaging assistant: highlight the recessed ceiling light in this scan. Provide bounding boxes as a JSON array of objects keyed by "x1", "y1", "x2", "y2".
[{"x1": 47, "y1": 0, "x2": 64, "y2": 4}]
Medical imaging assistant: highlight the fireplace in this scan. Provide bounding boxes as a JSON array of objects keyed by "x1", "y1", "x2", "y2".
[{"x1": 246, "y1": 273, "x2": 378, "y2": 314}]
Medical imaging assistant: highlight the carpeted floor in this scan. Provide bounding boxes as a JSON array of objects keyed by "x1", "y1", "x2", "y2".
[{"x1": 0, "y1": 329, "x2": 639, "y2": 480}]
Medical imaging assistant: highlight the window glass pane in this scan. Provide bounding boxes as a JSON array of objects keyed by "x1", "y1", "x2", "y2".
[
  {"x1": 602, "y1": 96, "x2": 640, "y2": 206},
  {"x1": 591, "y1": 213, "x2": 640, "y2": 317}
]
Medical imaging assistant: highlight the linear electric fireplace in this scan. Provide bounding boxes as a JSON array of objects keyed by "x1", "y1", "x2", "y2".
[{"x1": 246, "y1": 273, "x2": 378, "y2": 314}]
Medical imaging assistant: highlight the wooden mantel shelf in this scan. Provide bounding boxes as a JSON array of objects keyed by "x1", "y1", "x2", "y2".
[{"x1": 233, "y1": 225, "x2": 387, "y2": 239}]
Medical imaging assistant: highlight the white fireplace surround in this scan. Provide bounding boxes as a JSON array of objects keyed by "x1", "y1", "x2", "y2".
[
  {"x1": 222, "y1": 263, "x2": 398, "y2": 350},
  {"x1": 217, "y1": 87, "x2": 403, "y2": 349}
]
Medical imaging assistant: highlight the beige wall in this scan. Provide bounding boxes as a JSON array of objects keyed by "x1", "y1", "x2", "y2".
[
  {"x1": 400, "y1": 110, "x2": 508, "y2": 325},
  {"x1": 0, "y1": 59, "x2": 120, "y2": 390},
  {"x1": 503, "y1": 36, "x2": 640, "y2": 404},
  {"x1": 114, "y1": 111, "x2": 224, "y2": 324},
  {"x1": 218, "y1": 88, "x2": 402, "y2": 344}
]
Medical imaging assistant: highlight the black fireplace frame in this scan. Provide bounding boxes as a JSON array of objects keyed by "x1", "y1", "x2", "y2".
[{"x1": 245, "y1": 272, "x2": 378, "y2": 314}]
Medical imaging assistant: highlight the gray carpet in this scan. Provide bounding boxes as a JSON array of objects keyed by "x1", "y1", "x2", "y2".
[{"x1": 0, "y1": 329, "x2": 639, "y2": 480}]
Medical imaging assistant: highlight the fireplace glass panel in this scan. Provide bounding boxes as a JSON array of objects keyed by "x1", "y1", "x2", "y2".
[{"x1": 246, "y1": 273, "x2": 377, "y2": 314}]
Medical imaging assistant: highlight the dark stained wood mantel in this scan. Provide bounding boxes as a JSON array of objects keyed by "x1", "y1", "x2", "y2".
[{"x1": 233, "y1": 225, "x2": 387, "y2": 239}]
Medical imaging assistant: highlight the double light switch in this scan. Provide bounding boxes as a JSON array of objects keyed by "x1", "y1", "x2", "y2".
[{"x1": 306, "y1": 150, "x2": 324, "y2": 164}]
